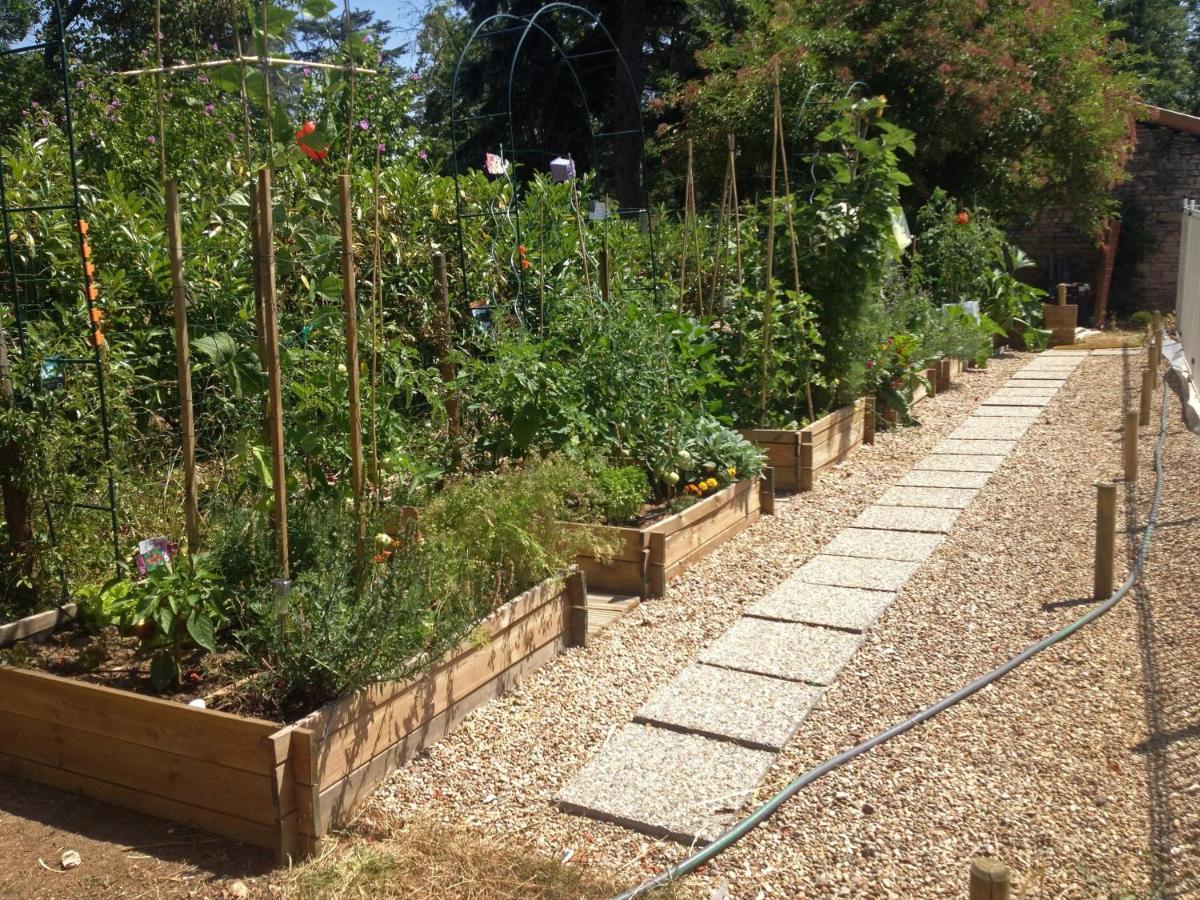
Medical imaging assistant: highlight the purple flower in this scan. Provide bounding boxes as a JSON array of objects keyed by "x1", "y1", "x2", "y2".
[
  {"x1": 418, "y1": 149, "x2": 428, "y2": 160},
  {"x1": 358, "y1": 119, "x2": 369, "y2": 130},
  {"x1": 204, "y1": 103, "x2": 215, "y2": 116},
  {"x1": 31, "y1": 100, "x2": 39, "y2": 108},
  {"x1": 211, "y1": 42, "x2": 219, "y2": 52},
  {"x1": 108, "y1": 98, "x2": 121, "y2": 108},
  {"x1": 147, "y1": 135, "x2": 157, "y2": 144},
  {"x1": 408, "y1": 71, "x2": 422, "y2": 82},
  {"x1": 302, "y1": 66, "x2": 313, "y2": 77},
  {"x1": 197, "y1": 73, "x2": 210, "y2": 84},
  {"x1": 376, "y1": 142, "x2": 386, "y2": 154},
  {"x1": 75, "y1": 80, "x2": 84, "y2": 89},
  {"x1": 227, "y1": 132, "x2": 236, "y2": 142}
]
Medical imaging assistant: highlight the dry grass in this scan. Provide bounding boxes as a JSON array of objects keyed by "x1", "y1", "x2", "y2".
[
  {"x1": 279, "y1": 819, "x2": 685, "y2": 900},
  {"x1": 1072, "y1": 328, "x2": 1146, "y2": 350}
]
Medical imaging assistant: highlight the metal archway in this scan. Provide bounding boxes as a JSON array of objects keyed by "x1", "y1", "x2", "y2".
[{"x1": 448, "y1": 3, "x2": 657, "y2": 327}]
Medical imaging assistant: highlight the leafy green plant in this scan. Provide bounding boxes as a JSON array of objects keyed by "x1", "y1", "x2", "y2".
[
  {"x1": 589, "y1": 466, "x2": 650, "y2": 525},
  {"x1": 83, "y1": 556, "x2": 228, "y2": 690},
  {"x1": 241, "y1": 458, "x2": 613, "y2": 712}
]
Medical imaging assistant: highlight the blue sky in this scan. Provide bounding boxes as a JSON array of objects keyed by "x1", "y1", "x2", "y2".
[{"x1": 354, "y1": 0, "x2": 425, "y2": 50}]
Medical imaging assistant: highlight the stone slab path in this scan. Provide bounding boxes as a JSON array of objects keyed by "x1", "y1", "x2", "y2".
[{"x1": 557, "y1": 351, "x2": 1086, "y2": 842}]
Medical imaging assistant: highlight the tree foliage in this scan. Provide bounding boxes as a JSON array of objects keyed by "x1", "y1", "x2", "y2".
[{"x1": 669, "y1": 0, "x2": 1137, "y2": 229}]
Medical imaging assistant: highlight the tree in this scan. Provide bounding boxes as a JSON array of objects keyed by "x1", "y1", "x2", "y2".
[
  {"x1": 672, "y1": 0, "x2": 1137, "y2": 230},
  {"x1": 414, "y1": 0, "x2": 737, "y2": 208},
  {"x1": 1102, "y1": 0, "x2": 1200, "y2": 114}
]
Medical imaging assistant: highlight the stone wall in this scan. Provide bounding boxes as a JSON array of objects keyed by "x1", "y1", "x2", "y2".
[{"x1": 1010, "y1": 120, "x2": 1200, "y2": 319}]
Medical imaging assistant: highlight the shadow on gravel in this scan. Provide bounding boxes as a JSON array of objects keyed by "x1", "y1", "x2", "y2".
[{"x1": 1121, "y1": 349, "x2": 1200, "y2": 899}]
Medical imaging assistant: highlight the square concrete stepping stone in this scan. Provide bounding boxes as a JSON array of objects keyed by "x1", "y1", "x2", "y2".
[
  {"x1": 970, "y1": 406, "x2": 1041, "y2": 419},
  {"x1": 982, "y1": 394, "x2": 1050, "y2": 407},
  {"x1": 634, "y1": 664, "x2": 822, "y2": 751},
  {"x1": 822, "y1": 527, "x2": 944, "y2": 561},
  {"x1": 747, "y1": 581, "x2": 897, "y2": 632},
  {"x1": 795, "y1": 553, "x2": 921, "y2": 591},
  {"x1": 1001, "y1": 378, "x2": 1065, "y2": 389},
  {"x1": 898, "y1": 469, "x2": 991, "y2": 489},
  {"x1": 700, "y1": 617, "x2": 863, "y2": 685},
  {"x1": 992, "y1": 385, "x2": 1058, "y2": 395},
  {"x1": 1018, "y1": 365, "x2": 1077, "y2": 375},
  {"x1": 851, "y1": 504, "x2": 961, "y2": 533},
  {"x1": 1009, "y1": 371, "x2": 1068, "y2": 381},
  {"x1": 934, "y1": 439, "x2": 1018, "y2": 456},
  {"x1": 557, "y1": 724, "x2": 774, "y2": 843},
  {"x1": 914, "y1": 453, "x2": 1006, "y2": 473},
  {"x1": 950, "y1": 420, "x2": 1033, "y2": 441},
  {"x1": 876, "y1": 485, "x2": 977, "y2": 509}
]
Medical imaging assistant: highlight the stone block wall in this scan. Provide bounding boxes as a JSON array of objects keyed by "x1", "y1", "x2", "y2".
[{"x1": 1010, "y1": 121, "x2": 1200, "y2": 318}]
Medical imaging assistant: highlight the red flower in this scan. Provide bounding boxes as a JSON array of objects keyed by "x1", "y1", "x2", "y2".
[
  {"x1": 955, "y1": 210, "x2": 970, "y2": 225},
  {"x1": 517, "y1": 244, "x2": 530, "y2": 270}
]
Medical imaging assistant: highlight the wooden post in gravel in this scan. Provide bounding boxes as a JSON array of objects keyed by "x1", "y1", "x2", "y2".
[
  {"x1": 863, "y1": 396, "x2": 876, "y2": 445},
  {"x1": 1094, "y1": 481, "x2": 1117, "y2": 602},
  {"x1": 969, "y1": 857, "x2": 1011, "y2": 900},
  {"x1": 1140, "y1": 368, "x2": 1154, "y2": 426},
  {"x1": 1150, "y1": 311, "x2": 1162, "y2": 383},
  {"x1": 1123, "y1": 410, "x2": 1139, "y2": 481}
]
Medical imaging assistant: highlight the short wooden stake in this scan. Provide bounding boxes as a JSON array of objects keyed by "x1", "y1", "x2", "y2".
[
  {"x1": 760, "y1": 467, "x2": 775, "y2": 515},
  {"x1": 1139, "y1": 367, "x2": 1153, "y2": 426},
  {"x1": 165, "y1": 181, "x2": 200, "y2": 554},
  {"x1": 1056, "y1": 283, "x2": 1068, "y2": 306},
  {"x1": 566, "y1": 569, "x2": 589, "y2": 647},
  {"x1": 1123, "y1": 410, "x2": 1138, "y2": 482},
  {"x1": 338, "y1": 175, "x2": 364, "y2": 539},
  {"x1": 863, "y1": 396, "x2": 876, "y2": 445},
  {"x1": 431, "y1": 252, "x2": 460, "y2": 447},
  {"x1": 256, "y1": 169, "x2": 290, "y2": 591},
  {"x1": 1093, "y1": 480, "x2": 1116, "y2": 602},
  {"x1": 969, "y1": 856, "x2": 1012, "y2": 900}
]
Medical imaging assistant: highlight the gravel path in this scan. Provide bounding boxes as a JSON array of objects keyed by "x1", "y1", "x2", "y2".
[{"x1": 355, "y1": 349, "x2": 1199, "y2": 898}]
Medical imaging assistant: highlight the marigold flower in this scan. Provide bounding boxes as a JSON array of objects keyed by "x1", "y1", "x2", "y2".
[{"x1": 956, "y1": 210, "x2": 970, "y2": 225}]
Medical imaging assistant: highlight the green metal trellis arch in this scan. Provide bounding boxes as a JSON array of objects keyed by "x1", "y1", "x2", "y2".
[{"x1": 448, "y1": 2, "x2": 658, "y2": 324}]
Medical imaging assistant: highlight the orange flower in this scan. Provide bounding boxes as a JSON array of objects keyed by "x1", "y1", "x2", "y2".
[
  {"x1": 518, "y1": 243, "x2": 530, "y2": 271},
  {"x1": 295, "y1": 120, "x2": 326, "y2": 163},
  {"x1": 955, "y1": 210, "x2": 970, "y2": 225}
]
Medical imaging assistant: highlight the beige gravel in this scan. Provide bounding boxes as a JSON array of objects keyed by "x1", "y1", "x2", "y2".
[{"x1": 352, "y1": 351, "x2": 1198, "y2": 898}]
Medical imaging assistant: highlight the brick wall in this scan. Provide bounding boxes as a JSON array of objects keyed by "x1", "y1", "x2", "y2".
[{"x1": 1010, "y1": 121, "x2": 1200, "y2": 318}]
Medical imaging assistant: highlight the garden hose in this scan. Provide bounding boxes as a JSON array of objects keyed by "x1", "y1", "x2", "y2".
[{"x1": 614, "y1": 371, "x2": 1172, "y2": 900}]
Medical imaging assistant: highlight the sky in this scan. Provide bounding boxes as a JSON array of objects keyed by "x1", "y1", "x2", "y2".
[{"x1": 353, "y1": 0, "x2": 425, "y2": 51}]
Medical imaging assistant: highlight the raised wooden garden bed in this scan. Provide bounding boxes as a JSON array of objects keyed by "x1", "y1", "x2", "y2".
[
  {"x1": 938, "y1": 357, "x2": 966, "y2": 391},
  {"x1": 0, "y1": 572, "x2": 587, "y2": 862},
  {"x1": 740, "y1": 398, "x2": 873, "y2": 493},
  {"x1": 569, "y1": 476, "x2": 771, "y2": 598},
  {"x1": 0, "y1": 603, "x2": 77, "y2": 648}
]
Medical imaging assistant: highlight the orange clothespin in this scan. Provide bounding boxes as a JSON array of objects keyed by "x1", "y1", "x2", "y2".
[
  {"x1": 86, "y1": 283, "x2": 99, "y2": 301},
  {"x1": 85, "y1": 261, "x2": 95, "y2": 278},
  {"x1": 81, "y1": 242, "x2": 91, "y2": 259},
  {"x1": 78, "y1": 219, "x2": 89, "y2": 236},
  {"x1": 89, "y1": 306, "x2": 102, "y2": 323}
]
